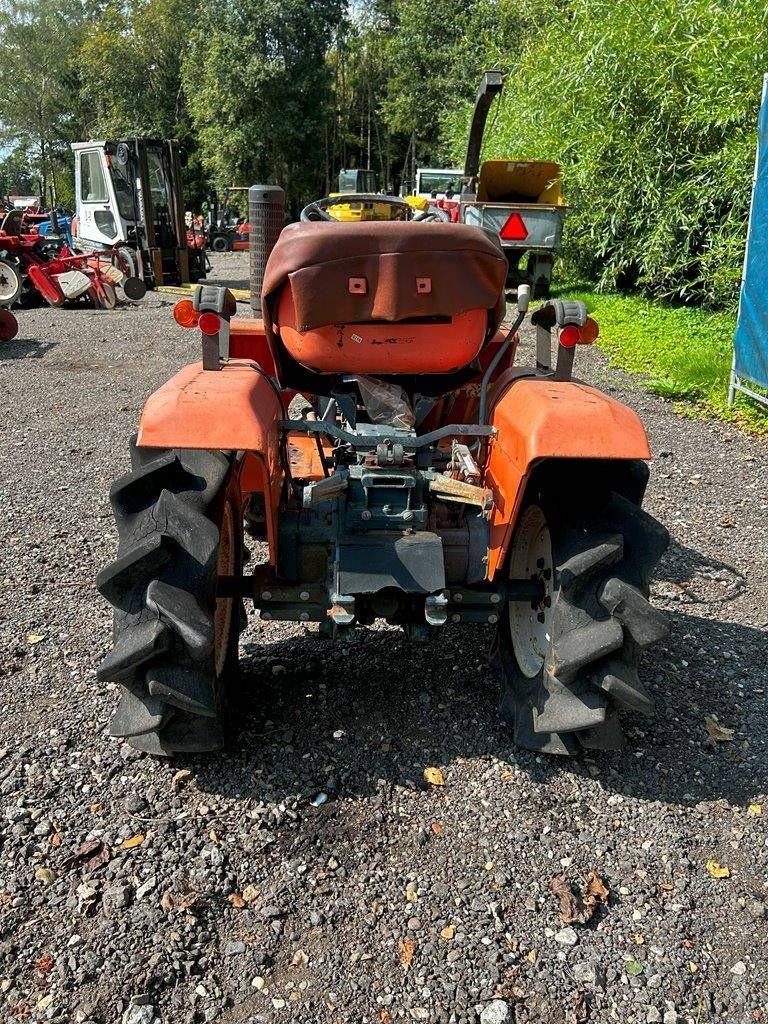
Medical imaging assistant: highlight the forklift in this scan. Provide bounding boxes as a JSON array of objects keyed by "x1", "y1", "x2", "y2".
[
  {"x1": 205, "y1": 186, "x2": 251, "y2": 252},
  {"x1": 71, "y1": 138, "x2": 206, "y2": 289}
]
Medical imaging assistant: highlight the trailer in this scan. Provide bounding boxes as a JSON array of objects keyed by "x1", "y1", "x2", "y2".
[{"x1": 460, "y1": 72, "x2": 567, "y2": 297}]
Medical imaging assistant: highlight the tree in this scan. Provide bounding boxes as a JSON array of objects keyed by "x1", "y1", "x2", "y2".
[
  {"x1": 0, "y1": 146, "x2": 38, "y2": 197},
  {"x1": 380, "y1": 0, "x2": 501, "y2": 174},
  {"x1": 78, "y1": 0, "x2": 198, "y2": 139},
  {"x1": 0, "y1": 0, "x2": 88, "y2": 201},
  {"x1": 182, "y1": 0, "x2": 342, "y2": 213}
]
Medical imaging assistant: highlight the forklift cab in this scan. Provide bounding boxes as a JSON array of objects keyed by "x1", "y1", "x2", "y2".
[
  {"x1": 71, "y1": 139, "x2": 205, "y2": 288},
  {"x1": 337, "y1": 169, "x2": 378, "y2": 194}
]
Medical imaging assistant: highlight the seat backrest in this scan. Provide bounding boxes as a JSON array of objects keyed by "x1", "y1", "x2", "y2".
[{"x1": 262, "y1": 221, "x2": 507, "y2": 387}]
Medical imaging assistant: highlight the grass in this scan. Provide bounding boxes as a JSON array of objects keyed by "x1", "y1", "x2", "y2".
[{"x1": 549, "y1": 280, "x2": 768, "y2": 434}]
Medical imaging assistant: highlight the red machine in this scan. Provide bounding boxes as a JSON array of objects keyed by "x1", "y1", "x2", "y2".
[{"x1": 0, "y1": 210, "x2": 145, "y2": 309}]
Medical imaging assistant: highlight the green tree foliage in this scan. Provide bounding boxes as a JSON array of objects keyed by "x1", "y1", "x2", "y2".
[
  {"x1": 381, "y1": 0, "x2": 503, "y2": 174},
  {"x1": 448, "y1": 0, "x2": 768, "y2": 307},
  {"x1": 78, "y1": 0, "x2": 198, "y2": 138},
  {"x1": 0, "y1": 0, "x2": 88, "y2": 200},
  {"x1": 0, "y1": 146, "x2": 39, "y2": 197},
  {"x1": 182, "y1": 0, "x2": 342, "y2": 212},
  {"x1": 326, "y1": 11, "x2": 396, "y2": 191},
  {"x1": 0, "y1": 0, "x2": 765, "y2": 307}
]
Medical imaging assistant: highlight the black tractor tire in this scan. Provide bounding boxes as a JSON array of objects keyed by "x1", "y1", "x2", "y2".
[
  {"x1": 211, "y1": 235, "x2": 229, "y2": 253},
  {"x1": 493, "y1": 484, "x2": 669, "y2": 755},
  {"x1": 96, "y1": 439, "x2": 244, "y2": 755}
]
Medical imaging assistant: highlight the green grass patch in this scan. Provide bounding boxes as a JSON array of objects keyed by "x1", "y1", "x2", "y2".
[{"x1": 549, "y1": 281, "x2": 767, "y2": 434}]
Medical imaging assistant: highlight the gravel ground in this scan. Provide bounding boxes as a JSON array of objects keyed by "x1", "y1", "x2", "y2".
[{"x1": 0, "y1": 252, "x2": 766, "y2": 1024}]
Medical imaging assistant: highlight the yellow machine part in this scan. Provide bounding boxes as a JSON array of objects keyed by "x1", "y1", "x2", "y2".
[
  {"x1": 326, "y1": 193, "x2": 406, "y2": 222},
  {"x1": 404, "y1": 195, "x2": 430, "y2": 212},
  {"x1": 476, "y1": 159, "x2": 565, "y2": 205}
]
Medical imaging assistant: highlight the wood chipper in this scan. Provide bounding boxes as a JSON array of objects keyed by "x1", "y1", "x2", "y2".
[
  {"x1": 71, "y1": 139, "x2": 206, "y2": 289},
  {"x1": 96, "y1": 196, "x2": 669, "y2": 757},
  {"x1": 460, "y1": 71, "x2": 568, "y2": 297}
]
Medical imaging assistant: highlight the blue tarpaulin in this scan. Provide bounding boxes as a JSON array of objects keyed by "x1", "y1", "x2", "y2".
[{"x1": 731, "y1": 75, "x2": 768, "y2": 407}]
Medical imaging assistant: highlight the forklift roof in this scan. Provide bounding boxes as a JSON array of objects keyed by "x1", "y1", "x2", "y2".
[{"x1": 71, "y1": 138, "x2": 183, "y2": 151}]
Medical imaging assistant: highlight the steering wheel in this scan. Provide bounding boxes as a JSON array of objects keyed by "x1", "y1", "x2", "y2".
[{"x1": 300, "y1": 194, "x2": 414, "y2": 222}]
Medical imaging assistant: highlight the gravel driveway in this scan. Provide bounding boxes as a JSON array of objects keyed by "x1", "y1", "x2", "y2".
[{"x1": 1, "y1": 254, "x2": 766, "y2": 1024}]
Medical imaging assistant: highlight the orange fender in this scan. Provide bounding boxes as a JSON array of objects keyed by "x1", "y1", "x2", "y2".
[
  {"x1": 484, "y1": 378, "x2": 652, "y2": 579},
  {"x1": 136, "y1": 359, "x2": 284, "y2": 563}
]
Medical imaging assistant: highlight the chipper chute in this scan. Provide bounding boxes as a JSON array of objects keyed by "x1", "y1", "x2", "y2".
[{"x1": 96, "y1": 211, "x2": 668, "y2": 758}]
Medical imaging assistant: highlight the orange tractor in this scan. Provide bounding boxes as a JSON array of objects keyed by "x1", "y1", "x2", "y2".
[{"x1": 96, "y1": 207, "x2": 669, "y2": 757}]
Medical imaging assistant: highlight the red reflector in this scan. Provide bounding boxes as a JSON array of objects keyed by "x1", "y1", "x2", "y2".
[
  {"x1": 173, "y1": 298, "x2": 199, "y2": 328},
  {"x1": 499, "y1": 211, "x2": 528, "y2": 241},
  {"x1": 559, "y1": 325, "x2": 582, "y2": 348},
  {"x1": 198, "y1": 311, "x2": 221, "y2": 336}
]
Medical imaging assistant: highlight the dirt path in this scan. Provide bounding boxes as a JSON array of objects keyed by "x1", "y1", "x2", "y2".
[{"x1": 0, "y1": 254, "x2": 766, "y2": 1024}]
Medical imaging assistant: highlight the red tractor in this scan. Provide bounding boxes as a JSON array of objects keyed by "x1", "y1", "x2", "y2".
[{"x1": 96, "y1": 210, "x2": 668, "y2": 757}]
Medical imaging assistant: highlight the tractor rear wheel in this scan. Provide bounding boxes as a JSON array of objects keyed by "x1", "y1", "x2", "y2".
[
  {"x1": 96, "y1": 440, "x2": 243, "y2": 755},
  {"x1": 0, "y1": 257, "x2": 22, "y2": 306},
  {"x1": 494, "y1": 484, "x2": 669, "y2": 754}
]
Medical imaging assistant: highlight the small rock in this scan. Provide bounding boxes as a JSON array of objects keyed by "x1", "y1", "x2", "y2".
[
  {"x1": 647, "y1": 1009, "x2": 661, "y2": 1023},
  {"x1": 730, "y1": 961, "x2": 747, "y2": 976},
  {"x1": 480, "y1": 1000, "x2": 511, "y2": 1024},
  {"x1": 121, "y1": 1005, "x2": 155, "y2": 1024},
  {"x1": 572, "y1": 963, "x2": 596, "y2": 985},
  {"x1": 103, "y1": 884, "x2": 133, "y2": 914},
  {"x1": 135, "y1": 876, "x2": 157, "y2": 901},
  {"x1": 554, "y1": 927, "x2": 578, "y2": 946},
  {"x1": 224, "y1": 941, "x2": 246, "y2": 956},
  {"x1": 35, "y1": 868, "x2": 55, "y2": 884},
  {"x1": 123, "y1": 793, "x2": 147, "y2": 814},
  {"x1": 260, "y1": 905, "x2": 281, "y2": 921}
]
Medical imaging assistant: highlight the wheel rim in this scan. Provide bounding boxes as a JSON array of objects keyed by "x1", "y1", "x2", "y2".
[
  {"x1": 508, "y1": 505, "x2": 554, "y2": 678},
  {"x1": 0, "y1": 262, "x2": 19, "y2": 302},
  {"x1": 214, "y1": 499, "x2": 235, "y2": 679},
  {"x1": 98, "y1": 281, "x2": 117, "y2": 310}
]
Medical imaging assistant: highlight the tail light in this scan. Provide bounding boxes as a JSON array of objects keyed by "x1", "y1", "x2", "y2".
[
  {"x1": 559, "y1": 325, "x2": 582, "y2": 348},
  {"x1": 560, "y1": 317, "x2": 599, "y2": 348},
  {"x1": 198, "y1": 311, "x2": 222, "y2": 336},
  {"x1": 173, "y1": 298, "x2": 199, "y2": 328},
  {"x1": 499, "y1": 212, "x2": 528, "y2": 241}
]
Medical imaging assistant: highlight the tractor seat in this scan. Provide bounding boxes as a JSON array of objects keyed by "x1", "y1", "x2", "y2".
[{"x1": 261, "y1": 220, "x2": 507, "y2": 385}]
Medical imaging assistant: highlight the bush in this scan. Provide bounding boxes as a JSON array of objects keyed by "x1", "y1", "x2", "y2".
[{"x1": 448, "y1": 0, "x2": 768, "y2": 308}]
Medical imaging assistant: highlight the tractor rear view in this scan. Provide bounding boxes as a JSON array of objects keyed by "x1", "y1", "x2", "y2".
[{"x1": 96, "y1": 200, "x2": 668, "y2": 757}]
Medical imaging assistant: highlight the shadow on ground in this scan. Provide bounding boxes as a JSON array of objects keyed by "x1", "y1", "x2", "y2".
[
  {"x1": 655, "y1": 538, "x2": 747, "y2": 604},
  {"x1": 0, "y1": 338, "x2": 56, "y2": 359},
  {"x1": 189, "y1": 600, "x2": 766, "y2": 811}
]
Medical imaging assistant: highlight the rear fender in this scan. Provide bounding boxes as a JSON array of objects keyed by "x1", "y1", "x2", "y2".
[
  {"x1": 136, "y1": 359, "x2": 285, "y2": 564},
  {"x1": 484, "y1": 378, "x2": 652, "y2": 579}
]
